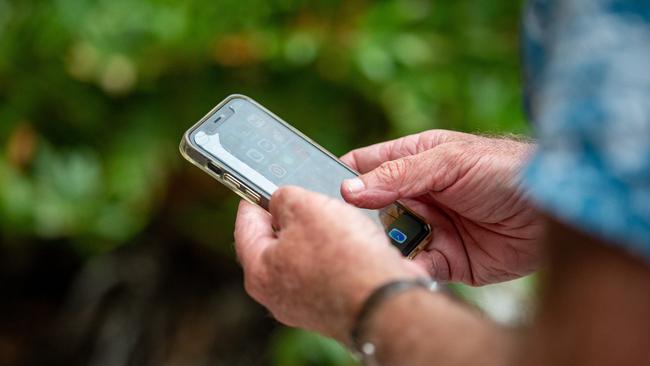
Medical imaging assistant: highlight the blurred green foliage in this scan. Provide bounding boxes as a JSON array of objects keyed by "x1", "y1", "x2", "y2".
[
  {"x1": 0, "y1": 0, "x2": 526, "y2": 364},
  {"x1": 270, "y1": 328, "x2": 357, "y2": 366}
]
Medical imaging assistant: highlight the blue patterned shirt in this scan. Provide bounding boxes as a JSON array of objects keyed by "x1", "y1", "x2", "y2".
[{"x1": 522, "y1": 0, "x2": 650, "y2": 260}]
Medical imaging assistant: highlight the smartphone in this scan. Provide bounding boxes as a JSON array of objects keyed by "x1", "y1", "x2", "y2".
[{"x1": 179, "y1": 94, "x2": 431, "y2": 258}]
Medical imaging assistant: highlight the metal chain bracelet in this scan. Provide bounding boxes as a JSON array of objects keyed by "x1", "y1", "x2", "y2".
[{"x1": 350, "y1": 278, "x2": 441, "y2": 366}]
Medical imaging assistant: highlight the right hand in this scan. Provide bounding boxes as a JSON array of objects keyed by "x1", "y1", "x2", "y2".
[{"x1": 340, "y1": 130, "x2": 543, "y2": 285}]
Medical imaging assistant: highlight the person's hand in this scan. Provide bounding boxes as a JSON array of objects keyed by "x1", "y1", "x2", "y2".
[
  {"x1": 234, "y1": 186, "x2": 426, "y2": 342},
  {"x1": 341, "y1": 130, "x2": 543, "y2": 285}
]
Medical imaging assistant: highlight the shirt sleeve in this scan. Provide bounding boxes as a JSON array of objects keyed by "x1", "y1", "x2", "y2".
[{"x1": 522, "y1": 0, "x2": 650, "y2": 260}]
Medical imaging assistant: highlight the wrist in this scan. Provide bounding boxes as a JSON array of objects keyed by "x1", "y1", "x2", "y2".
[
  {"x1": 361, "y1": 288, "x2": 449, "y2": 365},
  {"x1": 336, "y1": 266, "x2": 425, "y2": 344},
  {"x1": 349, "y1": 278, "x2": 441, "y2": 364},
  {"x1": 361, "y1": 287, "x2": 514, "y2": 366}
]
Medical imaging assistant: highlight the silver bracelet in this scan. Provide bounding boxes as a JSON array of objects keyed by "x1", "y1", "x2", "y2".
[{"x1": 350, "y1": 278, "x2": 440, "y2": 366}]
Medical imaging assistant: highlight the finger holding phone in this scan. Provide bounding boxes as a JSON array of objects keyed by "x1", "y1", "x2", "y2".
[
  {"x1": 341, "y1": 130, "x2": 543, "y2": 285},
  {"x1": 234, "y1": 186, "x2": 426, "y2": 342},
  {"x1": 180, "y1": 95, "x2": 432, "y2": 258},
  {"x1": 180, "y1": 95, "x2": 544, "y2": 361}
]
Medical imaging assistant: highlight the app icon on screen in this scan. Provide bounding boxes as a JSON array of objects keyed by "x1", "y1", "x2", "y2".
[
  {"x1": 246, "y1": 149, "x2": 265, "y2": 162},
  {"x1": 388, "y1": 228, "x2": 408, "y2": 244},
  {"x1": 247, "y1": 114, "x2": 266, "y2": 128},
  {"x1": 257, "y1": 139, "x2": 276, "y2": 152},
  {"x1": 271, "y1": 129, "x2": 286, "y2": 143},
  {"x1": 269, "y1": 164, "x2": 287, "y2": 178}
]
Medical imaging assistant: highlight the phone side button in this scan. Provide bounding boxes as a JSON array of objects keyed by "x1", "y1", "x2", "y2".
[
  {"x1": 244, "y1": 187, "x2": 261, "y2": 204},
  {"x1": 223, "y1": 174, "x2": 241, "y2": 190}
]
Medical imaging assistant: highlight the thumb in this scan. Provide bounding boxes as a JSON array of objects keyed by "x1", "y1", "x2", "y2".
[{"x1": 341, "y1": 149, "x2": 452, "y2": 209}]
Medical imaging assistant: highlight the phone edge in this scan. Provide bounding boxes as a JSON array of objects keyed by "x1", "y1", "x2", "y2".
[
  {"x1": 179, "y1": 94, "x2": 271, "y2": 209},
  {"x1": 179, "y1": 93, "x2": 432, "y2": 259}
]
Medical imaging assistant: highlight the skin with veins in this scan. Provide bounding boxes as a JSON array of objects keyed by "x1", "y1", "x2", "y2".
[{"x1": 341, "y1": 130, "x2": 542, "y2": 285}]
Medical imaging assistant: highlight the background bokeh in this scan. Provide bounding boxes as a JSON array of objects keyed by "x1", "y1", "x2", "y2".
[{"x1": 0, "y1": 1, "x2": 532, "y2": 365}]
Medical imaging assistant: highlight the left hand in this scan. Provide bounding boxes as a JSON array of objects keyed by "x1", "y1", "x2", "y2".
[{"x1": 234, "y1": 186, "x2": 426, "y2": 342}]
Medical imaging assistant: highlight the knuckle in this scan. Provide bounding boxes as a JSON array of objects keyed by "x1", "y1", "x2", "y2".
[
  {"x1": 376, "y1": 159, "x2": 410, "y2": 184},
  {"x1": 286, "y1": 196, "x2": 306, "y2": 218},
  {"x1": 233, "y1": 223, "x2": 246, "y2": 243},
  {"x1": 270, "y1": 187, "x2": 299, "y2": 221},
  {"x1": 448, "y1": 141, "x2": 474, "y2": 166},
  {"x1": 272, "y1": 186, "x2": 291, "y2": 204},
  {"x1": 243, "y1": 273, "x2": 261, "y2": 300},
  {"x1": 273, "y1": 186, "x2": 302, "y2": 209},
  {"x1": 428, "y1": 142, "x2": 474, "y2": 190},
  {"x1": 417, "y1": 130, "x2": 446, "y2": 150},
  {"x1": 432, "y1": 141, "x2": 466, "y2": 165},
  {"x1": 415, "y1": 132, "x2": 435, "y2": 152},
  {"x1": 344, "y1": 148, "x2": 360, "y2": 161},
  {"x1": 243, "y1": 275, "x2": 256, "y2": 295},
  {"x1": 243, "y1": 264, "x2": 270, "y2": 302}
]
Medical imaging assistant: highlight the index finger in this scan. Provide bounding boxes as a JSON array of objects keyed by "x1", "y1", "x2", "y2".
[
  {"x1": 340, "y1": 130, "x2": 455, "y2": 173},
  {"x1": 234, "y1": 200, "x2": 276, "y2": 269},
  {"x1": 269, "y1": 186, "x2": 330, "y2": 230}
]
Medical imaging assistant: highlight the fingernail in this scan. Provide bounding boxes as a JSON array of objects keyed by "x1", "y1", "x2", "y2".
[{"x1": 343, "y1": 178, "x2": 365, "y2": 194}]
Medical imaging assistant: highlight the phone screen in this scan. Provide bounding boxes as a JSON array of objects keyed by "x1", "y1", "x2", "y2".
[{"x1": 191, "y1": 96, "x2": 429, "y2": 254}]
